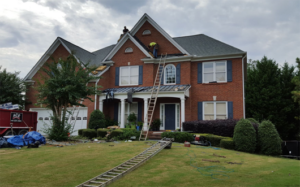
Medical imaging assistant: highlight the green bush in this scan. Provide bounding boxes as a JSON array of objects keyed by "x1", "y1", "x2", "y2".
[
  {"x1": 105, "y1": 117, "x2": 118, "y2": 127},
  {"x1": 161, "y1": 132, "x2": 193, "y2": 143},
  {"x1": 82, "y1": 129, "x2": 97, "y2": 139},
  {"x1": 199, "y1": 134, "x2": 228, "y2": 146},
  {"x1": 88, "y1": 110, "x2": 105, "y2": 129},
  {"x1": 127, "y1": 113, "x2": 137, "y2": 123},
  {"x1": 97, "y1": 129, "x2": 109, "y2": 137},
  {"x1": 42, "y1": 117, "x2": 74, "y2": 141},
  {"x1": 118, "y1": 129, "x2": 140, "y2": 140},
  {"x1": 220, "y1": 138, "x2": 235, "y2": 150},
  {"x1": 258, "y1": 120, "x2": 282, "y2": 155},
  {"x1": 233, "y1": 118, "x2": 257, "y2": 153},
  {"x1": 108, "y1": 129, "x2": 123, "y2": 139},
  {"x1": 247, "y1": 118, "x2": 260, "y2": 125},
  {"x1": 78, "y1": 129, "x2": 84, "y2": 136}
]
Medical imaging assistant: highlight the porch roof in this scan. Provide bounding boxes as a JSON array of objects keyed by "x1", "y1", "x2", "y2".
[{"x1": 102, "y1": 84, "x2": 191, "y2": 93}]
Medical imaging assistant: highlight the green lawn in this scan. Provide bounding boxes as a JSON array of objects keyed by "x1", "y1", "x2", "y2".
[{"x1": 0, "y1": 142, "x2": 299, "y2": 187}]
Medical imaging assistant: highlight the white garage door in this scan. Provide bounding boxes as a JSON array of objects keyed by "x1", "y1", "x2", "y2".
[{"x1": 30, "y1": 107, "x2": 88, "y2": 136}]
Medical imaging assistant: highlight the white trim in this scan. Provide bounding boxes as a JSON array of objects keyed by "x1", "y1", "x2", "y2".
[
  {"x1": 159, "y1": 103, "x2": 180, "y2": 130},
  {"x1": 142, "y1": 53, "x2": 246, "y2": 64},
  {"x1": 102, "y1": 32, "x2": 153, "y2": 62},
  {"x1": 130, "y1": 13, "x2": 189, "y2": 55},
  {"x1": 125, "y1": 47, "x2": 133, "y2": 53},
  {"x1": 202, "y1": 61, "x2": 227, "y2": 83},
  {"x1": 23, "y1": 38, "x2": 61, "y2": 80},
  {"x1": 164, "y1": 64, "x2": 176, "y2": 85},
  {"x1": 119, "y1": 66, "x2": 139, "y2": 86},
  {"x1": 202, "y1": 101, "x2": 228, "y2": 120},
  {"x1": 242, "y1": 54, "x2": 247, "y2": 118}
]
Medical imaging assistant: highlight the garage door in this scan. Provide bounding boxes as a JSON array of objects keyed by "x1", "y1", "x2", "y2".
[{"x1": 30, "y1": 107, "x2": 88, "y2": 136}]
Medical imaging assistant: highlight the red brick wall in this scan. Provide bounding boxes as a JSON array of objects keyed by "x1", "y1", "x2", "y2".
[{"x1": 134, "y1": 21, "x2": 182, "y2": 55}]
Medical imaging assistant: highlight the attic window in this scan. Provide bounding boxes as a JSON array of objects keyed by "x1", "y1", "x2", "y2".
[
  {"x1": 142, "y1": 30, "x2": 151, "y2": 35},
  {"x1": 125, "y1": 47, "x2": 133, "y2": 53}
]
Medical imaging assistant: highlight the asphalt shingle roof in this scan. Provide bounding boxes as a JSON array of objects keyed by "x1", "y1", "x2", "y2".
[{"x1": 173, "y1": 34, "x2": 245, "y2": 56}]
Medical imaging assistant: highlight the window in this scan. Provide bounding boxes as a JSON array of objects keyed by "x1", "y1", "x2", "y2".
[
  {"x1": 125, "y1": 47, "x2": 133, "y2": 53},
  {"x1": 142, "y1": 30, "x2": 151, "y2": 35},
  {"x1": 39, "y1": 117, "x2": 43, "y2": 120},
  {"x1": 203, "y1": 102, "x2": 227, "y2": 120},
  {"x1": 164, "y1": 64, "x2": 176, "y2": 84},
  {"x1": 44, "y1": 117, "x2": 49, "y2": 120},
  {"x1": 71, "y1": 117, "x2": 75, "y2": 120},
  {"x1": 120, "y1": 66, "x2": 139, "y2": 86},
  {"x1": 76, "y1": 117, "x2": 81, "y2": 120},
  {"x1": 83, "y1": 117, "x2": 87, "y2": 120},
  {"x1": 203, "y1": 61, "x2": 226, "y2": 83}
]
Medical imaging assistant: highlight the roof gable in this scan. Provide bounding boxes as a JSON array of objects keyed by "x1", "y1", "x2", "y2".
[
  {"x1": 130, "y1": 13, "x2": 189, "y2": 55},
  {"x1": 102, "y1": 32, "x2": 153, "y2": 62}
]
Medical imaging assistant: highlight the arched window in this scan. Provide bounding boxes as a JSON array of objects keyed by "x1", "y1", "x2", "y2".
[
  {"x1": 142, "y1": 30, "x2": 151, "y2": 35},
  {"x1": 164, "y1": 64, "x2": 176, "y2": 84},
  {"x1": 125, "y1": 47, "x2": 133, "y2": 53}
]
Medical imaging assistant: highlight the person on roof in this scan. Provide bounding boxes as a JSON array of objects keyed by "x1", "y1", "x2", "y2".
[
  {"x1": 148, "y1": 42, "x2": 159, "y2": 58},
  {"x1": 123, "y1": 26, "x2": 129, "y2": 34}
]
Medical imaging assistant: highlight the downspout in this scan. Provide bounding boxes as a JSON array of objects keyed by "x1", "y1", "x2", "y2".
[
  {"x1": 242, "y1": 53, "x2": 247, "y2": 119},
  {"x1": 94, "y1": 78, "x2": 100, "y2": 110}
]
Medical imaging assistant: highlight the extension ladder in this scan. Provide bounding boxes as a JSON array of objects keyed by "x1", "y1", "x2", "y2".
[
  {"x1": 76, "y1": 140, "x2": 172, "y2": 187},
  {"x1": 139, "y1": 54, "x2": 167, "y2": 141}
]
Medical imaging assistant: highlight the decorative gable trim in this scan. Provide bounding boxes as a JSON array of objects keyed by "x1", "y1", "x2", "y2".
[
  {"x1": 102, "y1": 32, "x2": 153, "y2": 62},
  {"x1": 130, "y1": 13, "x2": 189, "y2": 55},
  {"x1": 23, "y1": 38, "x2": 61, "y2": 81}
]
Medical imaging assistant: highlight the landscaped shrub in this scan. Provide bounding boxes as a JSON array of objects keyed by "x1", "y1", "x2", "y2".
[
  {"x1": 78, "y1": 129, "x2": 84, "y2": 136},
  {"x1": 247, "y1": 118, "x2": 260, "y2": 125},
  {"x1": 161, "y1": 132, "x2": 193, "y2": 143},
  {"x1": 117, "y1": 129, "x2": 140, "y2": 140},
  {"x1": 258, "y1": 120, "x2": 282, "y2": 155},
  {"x1": 183, "y1": 119, "x2": 239, "y2": 137},
  {"x1": 82, "y1": 129, "x2": 97, "y2": 139},
  {"x1": 105, "y1": 117, "x2": 118, "y2": 127},
  {"x1": 195, "y1": 134, "x2": 228, "y2": 146},
  {"x1": 220, "y1": 138, "x2": 235, "y2": 150},
  {"x1": 233, "y1": 119, "x2": 257, "y2": 153},
  {"x1": 88, "y1": 110, "x2": 106, "y2": 129},
  {"x1": 108, "y1": 129, "x2": 123, "y2": 139},
  {"x1": 97, "y1": 129, "x2": 109, "y2": 137}
]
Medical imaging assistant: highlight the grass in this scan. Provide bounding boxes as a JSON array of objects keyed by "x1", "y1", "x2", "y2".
[{"x1": 1, "y1": 142, "x2": 300, "y2": 187}]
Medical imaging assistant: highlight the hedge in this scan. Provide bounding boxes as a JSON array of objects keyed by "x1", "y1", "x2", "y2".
[
  {"x1": 183, "y1": 119, "x2": 259, "y2": 138},
  {"x1": 97, "y1": 129, "x2": 109, "y2": 137},
  {"x1": 78, "y1": 129, "x2": 84, "y2": 136},
  {"x1": 88, "y1": 110, "x2": 106, "y2": 129},
  {"x1": 220, "y1": 138, "x2": 235, "y2": 150},
  {"x1": 258, "y1": 120, "x2": 282, "y2": 155},
  {"x1": 233, "y1": 119, "x2": 256, "y2": 153},
  {"x1": 194, "y1": 133, "x2": 229, "y2": 146},
  {"x1": 118, "y1": 129, "x2": 140, "y2": 140},
  {"x1": 82, "y1": 129, "x2": 97, "y2": 139},
  {"x1": 108, "y1": 129, "x2": 123, "y2": 139},
  {"x1": 161, "y1": 132, "x2": 194, "y2": 143}
]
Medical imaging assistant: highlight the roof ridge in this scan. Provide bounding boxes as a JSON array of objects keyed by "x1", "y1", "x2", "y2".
[
  {"x1": 58, "y1": 37, "x2": 96, "y2": 56},
  {"x1": 173, "y1": 33, "x2": 205, "y2": 39},
  {"x1": 92, "y1": 44, "x2": 116, "y2": 53}
]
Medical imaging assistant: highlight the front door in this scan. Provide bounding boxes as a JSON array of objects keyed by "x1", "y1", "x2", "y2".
[{"x1": 165, "y1": 104, "x2": 175, "y2": 130}]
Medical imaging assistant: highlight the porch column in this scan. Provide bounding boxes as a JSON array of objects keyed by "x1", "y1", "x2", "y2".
[
  {"x1": 143, "y1": 98, "x2": 148, "y2": 131},
  {"x1": 99, "y1": 99, "x2": 104, "y2": 112},
  {"x1": 120, "y1": 99, "x2": 125, "y2": 128},
  {"x1": 181, "y1": 98, "x2": 185, "y2": 131}
]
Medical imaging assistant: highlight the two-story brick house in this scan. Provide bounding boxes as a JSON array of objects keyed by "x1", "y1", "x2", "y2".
[{"x1": 24, "y1": 14, "x2": 247, "y2": 134}]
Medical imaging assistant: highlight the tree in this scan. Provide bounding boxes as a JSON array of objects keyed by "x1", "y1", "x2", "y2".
[
  {"x1": 291, "y1": 57, "x2": 300, "y2": 139},
  {"x1": 88, "y1": 110, "x2": 106, "y2": 129},
  {"x1": 35, "y1": 53, "x2": 101, "y2": 139},
  {"x1": 0, "y1": 66, "x2": 28, "y2": 108},
  {"x1": 246, "y1": 56, "x2": 297, "y2": 139},
  {"x1": 233, "y1": 119, "x2": 256, "y2": 153}
]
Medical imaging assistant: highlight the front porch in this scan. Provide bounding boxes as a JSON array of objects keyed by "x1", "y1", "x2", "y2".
[{"x1": 99, "y1": 85, "x2": 191, "y2": 131}]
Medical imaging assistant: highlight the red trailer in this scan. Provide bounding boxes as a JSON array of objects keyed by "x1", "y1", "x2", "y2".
[{"x1": 0, "y1": 109, "x2": 38, "y2": 136}]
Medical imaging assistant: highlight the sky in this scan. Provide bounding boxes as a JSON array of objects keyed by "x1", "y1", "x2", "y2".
[{"x1": 0, "y1": 0, "x2": 299, "y2": 78}]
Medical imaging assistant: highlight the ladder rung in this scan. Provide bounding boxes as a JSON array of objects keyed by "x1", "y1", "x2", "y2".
[
  {"x1": 90, "y1": 181, "x2": 104, "y2": 184},
  {"x1": 83, "y1": 185, "x2": 96, "y2": 187},
  {"x1": 113, "y1": 169, "x2": 125, "y2": 172},
  {"x1": 97, "y1": 178, "x2": 110, "y2": 180},
  {"x1": 108, "y1": 172, "x2": 121, "y2": 175},
  {"x1": 103, "y1": 175, "x2": 114, "y2": 177}
]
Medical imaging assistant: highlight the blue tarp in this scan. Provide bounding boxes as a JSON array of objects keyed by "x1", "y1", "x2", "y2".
[
  {"x1": 24, "y1": 131, "x2": 46, "y2": 145},
  {"x1": 6, "y1": 131, "x2": 46, "y2": 147},
  {"x1": 0, "y1": 137, "x2": 8, "y2": 148},
  {"x1": 7, "y1": 135, "x2": 25, "y2": 147}
]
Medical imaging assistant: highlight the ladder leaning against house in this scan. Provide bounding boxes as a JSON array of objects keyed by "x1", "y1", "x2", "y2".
[{"x1": 139, "y1": 54, "x2": 167, "y2": 141}]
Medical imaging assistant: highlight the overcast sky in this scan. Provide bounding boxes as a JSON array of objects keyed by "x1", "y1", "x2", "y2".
[{"x1": 0, "y1": 0, "x2": 299, "y2": 78}]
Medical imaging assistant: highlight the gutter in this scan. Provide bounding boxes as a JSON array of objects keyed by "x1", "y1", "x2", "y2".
[{"x1": 242, "y1": 53, "x2": 247, "y2": 118}]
